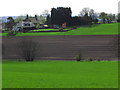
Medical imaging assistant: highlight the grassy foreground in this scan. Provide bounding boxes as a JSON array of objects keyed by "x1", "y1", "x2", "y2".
[
  {"x1": 2, "y1": 60, "x2": 118, "y2": 88},
  {"x1": 2, "y1": 23, "x2": 118, "y2": 36}
]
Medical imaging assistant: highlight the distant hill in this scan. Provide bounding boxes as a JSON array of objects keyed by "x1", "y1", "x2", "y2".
[{"x1": 0, "y1": 16, "x2": 17, "y2": 23}]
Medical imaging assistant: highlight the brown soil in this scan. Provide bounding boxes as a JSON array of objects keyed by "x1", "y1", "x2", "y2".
[{"x1": 2, "y1": 35, "x2": 118, "y2": 61}]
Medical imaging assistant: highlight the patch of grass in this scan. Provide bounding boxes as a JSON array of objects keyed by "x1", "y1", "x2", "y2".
[
  {"x1": 32, "y1": 29, "x2": 58, "y2": 31},
  {"x1": 1, "y1": 33, "x2": 7, "y2": 36},
  {"x1": 59, "y1": 23, "x2": 118, "y2": 35},
  {"x1": 7, "y1": 31, "x2": 17, "y2": 36},
  {"x1": 16, "y1": 32, "x2": 61, "y2": 36},
  {"x1": 2, "y1": 60, "x2": 118, "y2": 88}
]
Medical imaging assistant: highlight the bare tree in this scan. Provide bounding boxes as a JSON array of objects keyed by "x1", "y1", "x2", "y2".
[
  {"x1": 89, "y1": 9, "x2": 98, "y2": 20},
  {"x1": 18, "y1": 38, "x2": 39, "y2": 61},
  {"x1": 79, "y1": 8, "x2": 98, "y2": 18},
  {"x1": 37, "y1": 15, "x2": 46, "y2": 24},
  {"x1": 5, "y1": 17, "x2": 15, "y2": 30},
  {"x1": 79, "y1": 8, "x2": 90, "y2": 17},
  {"x1": 42, "y1": 9, "x2": 50, "y2": 18}
]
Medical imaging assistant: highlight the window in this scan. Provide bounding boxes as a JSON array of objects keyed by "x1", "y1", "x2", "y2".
[{"x1": 23, "y1": 23, "x2": 30, "y2": 26}]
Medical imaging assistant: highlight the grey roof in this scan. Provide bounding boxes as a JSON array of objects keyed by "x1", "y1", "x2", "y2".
[{"x1": 24, "y1": 17, "x2": 39, "y2": 24}]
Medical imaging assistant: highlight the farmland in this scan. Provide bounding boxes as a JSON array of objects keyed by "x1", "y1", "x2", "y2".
[
  {"x1": 2, "y1": 23, "x2": 119, "y2": 88},
  {"x1": 2, "y1": 35, "x2": 118, "y2": 60},
  {"x1": 2, "y1": 23, "x2": 118, "y2": 36},
  {"x1": 2, "y1": 60, "x2": 118, "y2": 88}
]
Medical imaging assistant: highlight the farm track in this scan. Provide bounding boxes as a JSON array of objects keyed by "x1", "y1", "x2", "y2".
[{"x1": 2, "y1": 35, "x2": 119, "y2": 60}]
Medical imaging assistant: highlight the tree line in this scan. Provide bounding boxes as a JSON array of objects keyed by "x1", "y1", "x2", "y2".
[
  {"x1": 4, "y1": 7, "x2": 120, "y2": 30},
  {"x1": 46, "y1": 7, "x2": 119, "y2": 26}
]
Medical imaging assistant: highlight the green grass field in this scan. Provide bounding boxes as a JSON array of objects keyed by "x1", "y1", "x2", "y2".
[
  {"x1": 2, "y1": 60, "x2": 118, "y2": 88},
  {"x1": 32, "y1": 29, "x2": 58, "y2": 31},
  {"x1": 2, "y1": 23, "x2": 118, "y2": 36}
]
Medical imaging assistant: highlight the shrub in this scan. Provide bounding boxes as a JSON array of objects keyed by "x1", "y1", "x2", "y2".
[
  {"x1": 7, "y1": 31, "x2": 17, "y2": 36},
  {"x1": 89, "y1": 58, "x2": 93, "y2": 61},
  {"x1": 97, "y1": 59, "x2": 101, "y2": 61},
  {"x1": 76, "y1": 52, "x2": 82, "y2": 61},
  {"x1": 59, "y1": 28, "x2": 64, "y2": 31},
  {"x1": 18, "y1": 38, "x2": 39, "y2": 61}
]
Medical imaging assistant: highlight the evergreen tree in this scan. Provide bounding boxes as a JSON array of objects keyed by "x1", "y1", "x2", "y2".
[{"x1": 51, "y1": 7, "x2": 72, "y2": 26}]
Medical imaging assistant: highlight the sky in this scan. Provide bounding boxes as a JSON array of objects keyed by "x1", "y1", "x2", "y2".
[{"x1": 0, "y1": 0, "x2": 119, "y2": 16}]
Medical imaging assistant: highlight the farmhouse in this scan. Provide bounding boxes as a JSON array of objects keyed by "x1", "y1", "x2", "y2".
[{"x1": 13, "y1": 16, "x2": 40, "y2": 31}]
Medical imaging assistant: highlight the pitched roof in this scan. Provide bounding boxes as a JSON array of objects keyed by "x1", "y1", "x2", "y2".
[
  {"x1": 24, "y1": 17, "x2": 39, "y2": 24},
  {"x1": 29, "y1": 17, "x2": 38, "y2": 24}
]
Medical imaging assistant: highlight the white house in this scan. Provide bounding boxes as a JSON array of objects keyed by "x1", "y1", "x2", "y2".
[
  {"x1": 12, "y1": 21, "x2": 35, "y2": 31},
  {"x1": 12, "y1": 16, "x2": 40, "y2": 32}
]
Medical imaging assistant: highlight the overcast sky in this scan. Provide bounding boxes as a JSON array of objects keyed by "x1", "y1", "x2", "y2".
[{"x1": 0, "y1": 0, "x2": 119, "y2": 16}]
